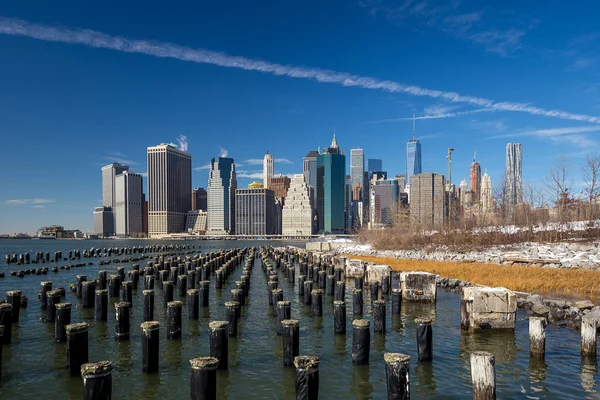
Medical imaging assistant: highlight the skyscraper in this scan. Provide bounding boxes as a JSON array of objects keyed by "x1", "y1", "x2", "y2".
[
  {"x1": 207, "y1": 157, "x2": 237, "y2": 234},
  {"x1": 506, "y1": 143, "x2": 523, "y2": 206},
  {"x1": 481, "y1": 170, "x2": 494, "y2": 211},
  {"x1": 367, "y1": 159, "x2": 382, "y2": 173},
  {"x1": 115, "y1": 171, "x2": 144, "y2": 236},
  {"x1": 268, "y1": 175, "x2": 291, "y2": 205},
  {"x1": 102, "y1": 163, "x2": 129, "y2": 208},
  {"x1": 303, "y1": 150, "x2": 318, "y2": 205},
  {"x1": 147, "y1": 144, "x2": 192, "y2": 236},
  {"x1": 409, "y1": 172, "x2": 446, "y2": 228},
  {"x1": 350, "y1": 149, "x2": 365, "y2": 193},
  {"x1": 282, "y1": 174, "x2": 314, "y2": 236},
  {"x1": 317, "y1": 134, "x2": 346, "y2": 234},
  {"x1": 191, "y1": 188, "x2": 208, "y2": 211},
  {"x1": 235, "y1": 188, "x2": 278, "y2": 235},
  {"x1": 406, "y1": 138, "x2": 422, "y2": 184},
  {"x1": 93, "y1": 206, "x2": 114, "y2": 236},
  {"x1": 470, "y1": 154, "x2": 482, "y2": 201},
  {"x1": 263, "y1": 151, "x2": 274, "y2": 188}
]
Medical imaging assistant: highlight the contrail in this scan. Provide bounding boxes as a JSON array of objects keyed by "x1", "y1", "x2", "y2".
[
  {"x1": 366, "y1": 108, "x2": 493, "y2": 124},
  {"x1": 1, "y1": 17, "x2": 599, "y2": 124}
]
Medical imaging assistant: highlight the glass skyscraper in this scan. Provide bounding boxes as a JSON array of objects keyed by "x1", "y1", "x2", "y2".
[
  {"x1": 367, "y1": 158, "x2": 382, "y2": 172},
  {"x1": 317, "y1": 135, "x2": 346, "y2": 234},
  {"x1": 303, "y1": 150, "x2": 319, "y2": 206},
  {"x1": 207, "y1": 157, "x2": 237, "y2": 234},
  {"x1": 406, "y1": 139, "x2": 422, "y2": 184},
  {"x1": 350, "y1": 149, "x2": 364, "y2": 188}
]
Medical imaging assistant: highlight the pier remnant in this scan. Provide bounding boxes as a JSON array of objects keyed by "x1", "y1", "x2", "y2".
[
  {"x1": 400, "y1": 271, "x2": 436, "y2": 302},
  {"x1": 461, "y1": 287, "x2": 517, "y2": 331}
]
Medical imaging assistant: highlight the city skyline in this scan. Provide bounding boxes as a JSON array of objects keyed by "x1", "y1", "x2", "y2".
[{"x1": 2, "y1": 3, "x2": 600, "y2": 233}]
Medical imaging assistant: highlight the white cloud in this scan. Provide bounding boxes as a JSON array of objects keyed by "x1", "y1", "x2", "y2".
[
  {"x1": 366, "y1": 108, "x2": 493, "y2": 124},
  {"x1": 139, "y1": 172, "x2": 148, "y2": 177},
  {"x1": 219, "y1": 147, "x2": 228, "y2": 158},
  {"x1": 275, "y1": 158, "x2": 293, "y2": 164},
  {"x1": 243, "y1": 157, "x2": 293, "y2": 165},
  {"x1": 488, "y1": 125, "x2": 600, "y2": 148},
  {"x1": 237, "y1": 170, "x2": 263, "y2": 179},
  {"x1": 1, "y1": 17, "x2": 599, "y2": 124},
  {"x1": 32, "y1": 205, "x2": 46, "y2": 210},
  {"x1": 5, "y1": 198, "x2": 55, "y2": 205},
  {"x1": 176, "y1": 134, "x2": 188, "y2": 152},
  {"x1": 194, "y1": 164, "x2": 211, "y2": 171},
  {"x1": 102, "y1": 156, "x2": 138, "y2": 165}
]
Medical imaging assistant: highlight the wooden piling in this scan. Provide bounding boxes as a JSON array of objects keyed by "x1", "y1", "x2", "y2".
[
  {"x1": 334, "y1": 301, "x2": 346, "y2": 334},
  {"x1": 209, "y1": 321, "x2": 229, "y2": 370},
  {"x1": 581, "y1": 316, "x2": 597, "y2": 359},
  {"x1": 352, "y1": 319, "x2": 370, "y2": 365},
  {"x1": 143, "y1": 290, "x2": 154, "y2": 322},
  {"x1": 66, "y1": 322, "x2": 89, "y2": 376},
  {"x1": 55, "y1": 303, "x2": 71, "y2": 342},
  {"x1": 294, "y1": 356, "x2": 320, "y2": 400},
  {"x1": 81, "y1": 361, "x2": 112, "y2": 400},
  {"x1": 384, "y1": 353, "x2": 410, "y2": 400},
  {"x1": 416, "y1": 318, "x2": 433, "y2": 361},
  {"x1": 282, "y1": 319, "x2": 300, "y2": 367},
  {"x1": 0, "y1": 304, "x2": 13, "y2": 344},
  {"x1": 95, "y1": 289, "x2": 108, "y2": 321},
  {"x1": 6, "y1": 290, "x2": 22, "y2": 323},
  {"x1": 529, "y1": 316, "x2": 546, "y2": 359},
  {"x1": 373, "y1": 300, "x2": 386, "y2": 333},
  {"x1": 188, "y1": 289, "x2": 200, "y2": 320},
  {"x1": 470, "y1": 351, "x2": 496, "y2": 400},
  {"x1": 190, "y1": 357, "x2": 219, "y2": 400},
  {"x1": 276, "y1": 301, "x2": 291, "y2": 336},
  {"x1": 141, "y1": 321, "x2": 160, "y2": 373},
  {"x1": 167, "y1": 301, "x2": 183, "y2": 339},
  {"x1": 115, "y1": 301, "x2": 131, "y2": 340}
]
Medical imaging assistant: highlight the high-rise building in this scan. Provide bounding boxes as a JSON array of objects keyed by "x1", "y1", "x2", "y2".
[
  {"x1": 459, "y1": 179, "x2": 469, "y2": 206},
  {"x1": 101, "y1": 163, "x2": 129, "y2": 208},
  {"x1": 235, "y1": 188, "x2": 278, "y2": 235},
  {"x1": 269, "y1": 175, "x2": 291, "y2": 205},
  {"x1": 303, "y1": 150, "x2": 318, "y2": 205},
  {"x1": 93, "y1": 206, "x2": 114, "y2": 236},
  {"x1": 406, "y1": 139, "x2": 422, "y2": 184},
  {"x1": 317, "y1": 134, "x2": 346, "y2": 234},
  {"x1": 185, "y1": 210, "x2": 208, "y2": 233},
  {"x1": 147, "y1": 144, "x2": 192, "y2": 236},
  {"x1": 409, "y1": 172, "x2": 446, "y2": 228},
  {"x1": 481, "y1": 170, "x2": 494, "y2": 211},
  {"x1": 115, "y1": 171, "x2": 144, "y2": 236},
  {"x1": 367, "y1": 159, "x2": 382, "y2": 173},
  {"x1": 207, "y1": 157, "x2": 237, "y2": 234},
  {"x1": 370, "y1": 179, "x2": 401, "y2": 227},
  {"x1": 350, "y1": 149, "x2": 365, "y2": 193},
  {"x1": 470, "y1": 156, "x2": 482, "y2": 202},
  {"x1": 506, "y1": 143, "x2": 523, "y2": 206},
  {"x1": 394, "y1": 174, "x2": 407, "y2": 193},
  {"x1": 282, "y1": 174, "x2": 314, "y2": 236},
  {"x1": 191, "y1": 188, "x2": 208, "y2": 211},
  {"x1": 142, "y1": 199, "x2": 148, "y2": 236},
  {"x1": 263, "y1": 151, "x2": 274, "y2": 188}
]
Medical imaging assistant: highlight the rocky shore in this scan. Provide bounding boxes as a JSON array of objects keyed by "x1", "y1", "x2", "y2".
[{"x1": 336, "y1": 241, "x2": 600, "y2": 270}]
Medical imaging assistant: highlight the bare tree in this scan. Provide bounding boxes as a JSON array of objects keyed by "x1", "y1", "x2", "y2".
[
  {"x1": 544, "y1": 155, "x2": 573, "y2": 223},
  {"x1": 493, "y1": 173, "x2": 511, "y2": 225},
  {"x1": 582, "y1": 152, "x2": 600, "y2": 222}
]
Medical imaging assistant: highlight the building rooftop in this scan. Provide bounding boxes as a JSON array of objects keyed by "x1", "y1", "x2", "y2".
[{"x1": 304, "y1": 150, "x2": 319, "y2": 158}]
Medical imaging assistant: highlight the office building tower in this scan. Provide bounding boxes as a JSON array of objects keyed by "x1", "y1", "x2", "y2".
[
  {"x1": 207, "y1": 157, "x2": 237, "y2": 234},
  {"x1": 459, "y1": 179, "x2": 469, "y2": 206},
  {"x1": 282, "y1": 174, "x2": 314, "y2": 236},
  {"x1": 317, "y1": 134, "x2": 346, "y2": 234},
  {"x1": 370, "y1": 179, "x2": 400, "y2": 227},
  {"x1": 115, "y1": 171, "x2": 144, "y2": 236},
  {"x1": 345, "y1": 175, "x2": 354, "y2": 232},
  {"x1": 506, "y1": 143, "x2": 523, "y2": 206},
  {"x1": 263, "y1": 151, "x2": 274, "y2": 188},
  {"x1": 185, "y1": 210, "x2": 208, "y2": 233},
  {"x1": 406, "y1": 139, "x2": 422, "y2": 184},
  {"x1": 350, "y1": 149, "x2": 365, "y2": 193},
  {"x1": 102, "y1": 163, "x2": 129, "y2": 208},
  {"x1": 93, "y1": 206, "x2": 114, "y2": 236},
  {"x1": 394, "y1": 174, "x2": 407, "y2": 193},
  {"x1": 409, "y1": 173, "x2": 446, "y2": 228},
  {"x1": 470, "y1": 155, "x2": 482, "y2": 201},
  {"x1": 191, "y1": 188, "x2": 208, "y2": 211},
  {"x1": 269, "y1": 175, "x2": 291, "y2": 205},
  {"x1": 142, "y1": 199, "x2": 148, "y2": 236},
  {"x1": 367, "y1": 159, "x2": 383, "y2": 173},
  {"x1": 147, "y1": 144, "x2": 192, "y2": 236},
  {"x1": 481, "y1": 170, "x2": 494, "y2": 211},
  {"x1": 303, "y1": 150, "x2": 318, "y2": 205},
  {"x1": 235, "y1": 188, "x2": 278, "y2": 235}
]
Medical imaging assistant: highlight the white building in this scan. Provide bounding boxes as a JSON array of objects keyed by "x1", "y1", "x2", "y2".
[
  {"x1": 185, "y1": 210, "x2": 208, "y2": 233},
  {"x1": 481, "y1": 170, "x2": 494, "y2": 211},
  {"x1": 207, "y1": 157, "x2": 237, "y2": 234},
  {"x1": 100, "y1": 162, "x2": 129, "y2": 229},
  {"x1": 115, "y1": 171, "x2": 144, "y2": 236},
  {"x1": 147, "y1": 144, "x2": 192, "y2": 236},
  {"x1": 263, "y1": 151, "x2": 274, "y2": 188},
  {"x1": 282, "y1": 174, "x2": 313, "y2": 236}
]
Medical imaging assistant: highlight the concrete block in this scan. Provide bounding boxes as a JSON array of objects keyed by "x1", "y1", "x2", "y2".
[
  {"x1": 366, "y1": 264, "x2": 392, "y2": 285},
  {"x1": 461, "y1": 286, "x2": 517, "y2": 331},
  {"x1": 332, "y1": 256, "x2": 347, "y2": 272},
  {"x1": 345, "y1": 259, "x2": 366, "y2": 278},
  {"x1": 400, "y1": 271, "x2": 436, "y2": 302}
]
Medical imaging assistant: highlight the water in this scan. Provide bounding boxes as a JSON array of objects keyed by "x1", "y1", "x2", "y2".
[{"x1": 0, "y1": 239, "x2": 598, "y2": 399}]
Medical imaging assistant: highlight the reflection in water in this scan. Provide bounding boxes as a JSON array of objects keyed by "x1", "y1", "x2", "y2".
[
  {"x1": 459, "y1": 330, "x2": 517, "y2": 364},
  {"x1": 392, "y1": 315, "x2": 403, "y2": 334},
  {"x1": 373, "y1": 331, "x2": 386, "y2": 352},
  {"x1": 401, "y1": 302, "x2": 437, "y2": 323},
  {"x1": 201, "y1": 307, "x2": 210, "y2": 319},
  {"x1": 216, "y1": 369, "x2": 230, "y2": 399},
  {"x1": 313, "y1": 315, "x2": 323, "y2": 331},
  {"x1": 334, "y1": 333, "x2": 347, "y2": 355},
  {"x1": 351, "y1": 363, "x2": 373, "y2": 399},
  {"x1": 528, "y1": 358, "x2": 548, "y2": 395},
  {"x1": 281, "y1": 365, "x2": 296, "y2": 399},
  {"x1": 581, "y1": 358, "x2": 598, "y2": 393},
  {"x1": 115, "y1": 339, "x2": 132, "y2": 370},
  {"x1": 415, "y1": 361, "x2": 436, "y2": 396},
  {"x1": 165, "y1": 339, "x2": 182, "y2": 369}
]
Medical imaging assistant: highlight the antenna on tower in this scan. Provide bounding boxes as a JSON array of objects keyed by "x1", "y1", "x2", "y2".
[
  {"x1": 412, "y1": 114, "x2": 416, "y2": 140},
  {"x1": 473, "y1": 150, "x2": 476, "y2": 163}
]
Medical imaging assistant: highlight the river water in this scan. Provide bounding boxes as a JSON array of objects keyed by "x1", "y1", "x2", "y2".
[{"x1": 0, "y1": 239, "x2": 597, "y2": 399}]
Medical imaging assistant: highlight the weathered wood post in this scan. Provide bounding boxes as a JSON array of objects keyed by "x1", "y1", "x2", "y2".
[
  {"x1": 55, "y1": 303, "x2": 72, "y2": 342},
  {"x1": 141, "y1": 321, "x2": 160, "y2": 373},
  {"x1": 303, "y1": 281, "x2": 313, "y2": 305},
  {"x1": 352, "y1": 319, "x2": 370, "y2": 364},
  {"x1": 0, "y1": 304, "x2": 12, "y2": 344},
  {"x1": 471, "y1": 351, "x2": 496, "y2": 400},
  {"x1": 6, "y1": 290, "x2": 22, "y2": 323},
  {"x1": 276, "y1": 301, "x2": 291, "y2": 336},
  {"x1": 46, "y1": 289, "x2": 61, "y2": 322},
  {"x1": 167, "y1": 301, "x2": 183, "y2": 339},
  {"x1": 81, "y1": 361, "x2": 112, "y2": 400},
  {"x1": 108, "y1": 275, "x2": 121, "y2": 298},
  {"x1": 190, "y1": 357, "x2": 219, "y2": 400},
  {"x1": 295, "y1": 356, "x2": 320, "y2": 400},
  {"x1": 143, "y1": 290, "x2": 154, "y2": 322},
  {"x1": 115, "y1": 301, "x2": 131, "y2": 340},
  {"x1": 334, "y1": 301, "x2": 346, "y2": 334},
  {"x1": 66, "y1": 322, "x2": 89, "y2": 376},
  {"x1": 370, "y1": 281, "x2": 380, "y2": 302},
  {"x1": 353, "y1": 289, "x2": 363, "y2": 315},
  {"x1": 311, "y1": 289, "x2": 323, "y2": 316},
  {"x1": 188, "y1": 289, "x2": 200, "y2": 320},
  {"x1": 163, "y1": 281, "x2": 174, "y2": 307},
  {"x1": 209, "y1": 321, "x2": 229, "y2": 369},
  {"x1": 335, "y1": 281, "x2": 345, "y2": 302},
  {"x1": 225, "y1": 301, "x2": 240, "y2": 337},
  {"x1": 391, "y1": 289, "x2": 402, "y2": 315},
  {"x1": 95, "y1": 289, "x2": 108, "y2": 321},
  {"x1": 529, "y1": 316, "x2": 546, "y2": 359},
  {"x1": 40, "y1": 281, "x2": 52, "y2": 309},
  {"x1": 199, "y1": 281, "x2": 210, "y2": 307},
  {"x1": 416, "y1": 318, "x2": 433, "y2": 361},
  {"x1": 373, "y1": 300, "x2": 386, "y2": 333},
  {"x1": 581, "y1": 316, "x2": 597, "y2": 359},
  {"x1": 272, "y1": 289, "x2": 284, "y2": 316},
  {"x1": 282, "y1": 319, "x2": 300, "y2": 366},
  {"x1": 81, "y1": 281, "x2": 96, "y2": 309},
  {"x1": 384, "y1": 353, "x2": 410, "y2": 400}
]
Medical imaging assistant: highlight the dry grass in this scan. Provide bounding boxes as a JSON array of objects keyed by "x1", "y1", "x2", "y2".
[
  {"x1": 358, "y1": 226, "x2": 600, "y2": 252},
  {"x1": 345, "y1": 254, "x2": 600, "y2": 303}
]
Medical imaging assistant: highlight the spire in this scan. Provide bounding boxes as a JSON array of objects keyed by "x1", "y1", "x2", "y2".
[
  {"x1": 412, "y1": 114, "x2": 416, "y2": 140},
  {"x1": 473, "y1": 150, "x2": 477, "y2": 163},
  {"x1": 266, "y1": 150, "x2": 269, "y2": 155},
  {"x1": 331, "y1": 130, "x2": 338, "y2": 149}
]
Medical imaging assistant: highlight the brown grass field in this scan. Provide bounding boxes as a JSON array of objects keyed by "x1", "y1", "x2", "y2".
[{"x1": 344, "y1": 255, "x2": 600, "y2": 303}]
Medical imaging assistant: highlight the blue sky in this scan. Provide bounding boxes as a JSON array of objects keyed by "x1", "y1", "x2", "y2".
[{"x1": 1, "y1": 1, "x2": 600, "y2": 234}]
